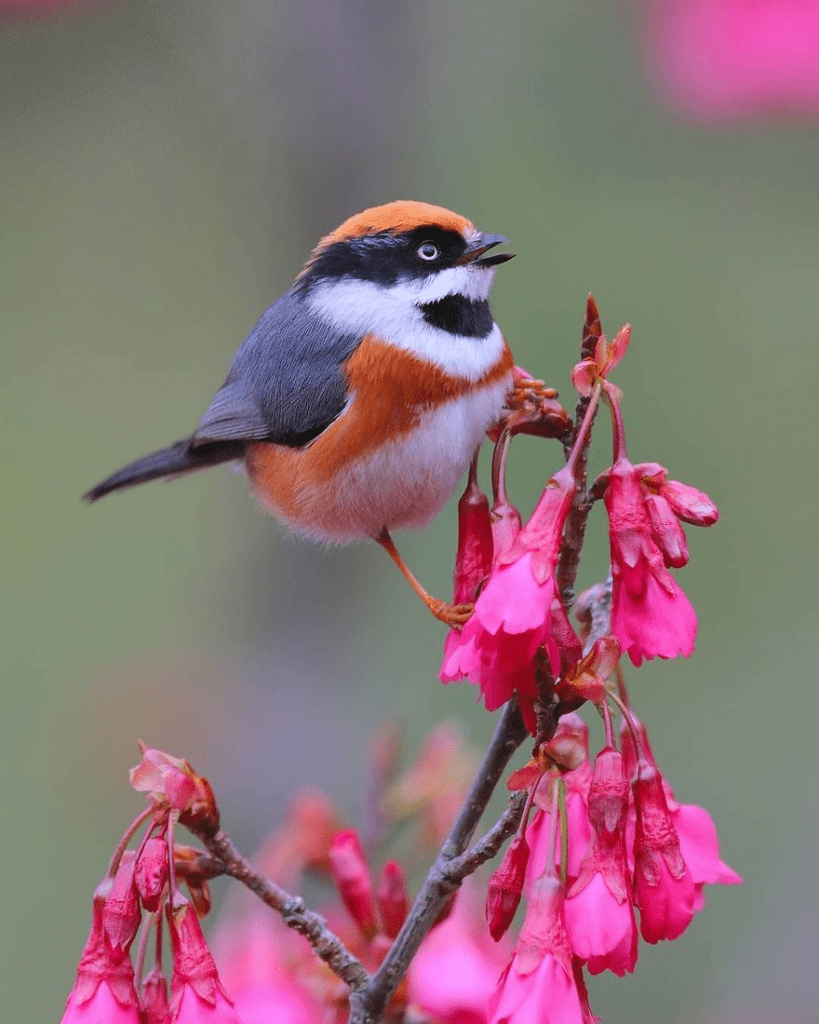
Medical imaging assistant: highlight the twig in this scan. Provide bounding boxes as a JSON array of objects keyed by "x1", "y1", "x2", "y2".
[
  {"x1": 441, "y1": 789, "x2": 527, "y2": 883},
  {"x1": 197, "y1": 827, "x2": 370, "y2": 992},
  {"x1": 348, "y1": 700, "x2": 529, "y2": 1024}
]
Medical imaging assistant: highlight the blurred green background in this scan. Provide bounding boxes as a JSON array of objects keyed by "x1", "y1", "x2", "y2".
[{"x1": 3, "y1": 2, "x2": 817, "y2": 1022}]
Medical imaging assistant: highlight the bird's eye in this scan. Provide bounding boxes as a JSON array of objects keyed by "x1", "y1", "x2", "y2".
[{"x1": 417, "y1": 241, "x2": 440, "y2": 261}]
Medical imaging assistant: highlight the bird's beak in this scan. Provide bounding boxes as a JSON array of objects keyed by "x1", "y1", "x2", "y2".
[{"x1": 456, "y1": 233, "x2": 516, "y2": 268}]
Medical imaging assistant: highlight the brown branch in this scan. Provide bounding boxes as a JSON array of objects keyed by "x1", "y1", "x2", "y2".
[
  {"x1": 348, "y1": 700, "x2": 529, "y2": 1024},
  {"x1": 196, "y1": 827, "x2": 370, "y2": 992}
]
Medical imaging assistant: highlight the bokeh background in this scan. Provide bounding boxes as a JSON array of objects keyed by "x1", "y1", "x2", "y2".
[{"x1": 3, "y1": 2, "x2": 818, "y2": 1021}]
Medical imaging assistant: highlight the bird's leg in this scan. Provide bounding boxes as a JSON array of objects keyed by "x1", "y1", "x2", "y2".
[{"x1": 375, "y1": 529, "x2": 473, "y2": 628}]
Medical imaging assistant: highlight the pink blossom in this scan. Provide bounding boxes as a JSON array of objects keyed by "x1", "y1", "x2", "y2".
[
  {"x1": 61, "y1": 980, "x2": 142, "y2": 1024},
  {"x1": 409, "y1": 885, "x2": 511, "y2": 1024},
  {"x1": 442, "y1": 468, "x2": 581, "y2": 730},
  {"x1": 61, "y1": 894, "x2": 141, "y2": 1024},
  {"x1": 563, "y1": 749, "x2": 638, "y2": 976},
  {"x1": 620, "y1": 716, "x2": 742, "y2": 905},
  {"x1": 648, "y1": 0, "x2": 819, "y2": 121},
  {"x1": 526, "y1": 717, "x2": 593, "y2": 886},
  {"x1": 168, "y1": 896, "x2": 245, "y2": 1023},
  {"x1": 606, "y1": 456, "x2": 698, "y2": 665},
  {"x1": 489, "y1": 876, "x2": 596, "y2": 1024},
  {"x1": 140, "y1": 966, "x2": 171, "y2": 1024},
  {"x1": 173, "y1": 984, "x2": 245, "y2": 1024},
  {"x1": 130, "y1": 745, "x2": 219, "y2": 835},
  {"x1": 631, "y1": 760, "x2": 696, "y2": 943}
]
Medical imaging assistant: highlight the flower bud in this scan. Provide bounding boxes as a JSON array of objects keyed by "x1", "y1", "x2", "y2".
[
  {"x1": 328, "y1": 830, "x2": 377, "y2": 939},
  {"x1": 130, "y1": 745, "x2": 220, "y2": 837},
  {"x1": 376, "y1": 860, "x2": 409, "y2": 939},
  {"x1": 103, "y1": 855, "x2": 142, "y2": 961},
  {"x1": 135, "y1": 836, "x2": 169, "y2": 913},
  {"x1": 486, "y1": 835, "x2": 530, "y2": 941}
]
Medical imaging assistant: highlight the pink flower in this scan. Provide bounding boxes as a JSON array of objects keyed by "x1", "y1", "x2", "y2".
[
  {"x1": 605, "y1": 456, "x2": 698, "y2": 665},
  {"x1": 648, "y1": 0, "x2": 819, "y2": 121},
  {"x1": 130, "y1": 745, "x2": 219, "y2": 836},
  {"x1": 140, "y1": 966, "x2": 171, "y2": 1024},
  {"x1": 409, "y1": 884, "x2": 511, "y2": 1024},
  {"x1": 526, "y1": 717, "x2": 593, "y2": 886},
  {"x1": 61, "y1": 892, "x2": 141, "y2": 1024},
  {"x1": 631, "y1": 760, "x2": 696, "y2": 943},
  {"x1": 489, "y1": 876, "x2": 597, "y2": 1024},
  {"x1": 563, "y1": 749, "x2": 638, "y2": 976},
  {"x1": 442, "y1": 468, "x2": 582, "y2": 731},
  {"x1": 620, "y1": 716, "x2": 742, "y2": 906},
  {"x1": 168, "y1": 896, "x2": 245, "y2": 1023}
]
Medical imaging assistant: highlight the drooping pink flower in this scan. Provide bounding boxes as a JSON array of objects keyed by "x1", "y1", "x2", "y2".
[
  {"x1": 409, "y1": 884, "x2": 511, "y2": 1024},
  {"x1": 60, "y1": 890, "x2": 141, "y2": 1024},
  {"x1": 563, "y1": 749, "x2": 638, "y2": 976},
  {"x1": 605, "y1": 456, "x2": 698, "y2": 665},
  {"x1": 648, "y1": 0, "x2": 819, "y2": 121},
  {"x1": 489, "y1": 876, "x2": 597, "y2": 1024},
  {"x1": 620, "y1": 715, "x2": 742, "y2": 906},
  {"x1": 140, "y1": 965, "x2": 171, "y2": 1024},
  {"x1": 631, "y1": 759, "x2": 696, "y2": 943},
  {"x1": 442, "y1": 467, "x2": 582, "y2": 731},
  {"x1": 525, "y1": 715, "x2": 594, "y2": 887},
  {"x1": 168, "y1": 895, "x2": 245, "y2": 1023}
]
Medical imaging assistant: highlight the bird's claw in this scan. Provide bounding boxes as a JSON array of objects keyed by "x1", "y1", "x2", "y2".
[{"x1": 428, "y1": 600, "x2": 474, "y2": 629}]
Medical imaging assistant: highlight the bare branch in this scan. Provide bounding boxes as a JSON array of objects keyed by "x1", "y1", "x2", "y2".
[
  {"x1": 197, "y1": 828, "x2": 370, "y2": 992},
  {"x1": 349, "y1": 700, "x2": 528, "y2": 1024}
]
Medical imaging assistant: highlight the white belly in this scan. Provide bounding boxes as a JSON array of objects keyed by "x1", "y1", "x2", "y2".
[{"x1": 286, "y1": 374, "x2": 511, "y2": 542}]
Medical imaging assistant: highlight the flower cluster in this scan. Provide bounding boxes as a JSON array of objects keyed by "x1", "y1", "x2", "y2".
[
  {"x1": 485, "y1": 707, "x2": 740, "y2": 1022},
  {"x1": 442, "y1": 305, "x2": 719, "y2": 725},
  {"x1": 60, "y1": 748, "x2": 235, "y2": 1024}
]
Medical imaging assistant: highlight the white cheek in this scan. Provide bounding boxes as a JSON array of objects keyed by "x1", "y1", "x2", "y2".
[
  {"x1": 414, "y1": 265, "x2": 495, "y2": 303},
  {"x1": 307, "y1": 276, "x2": 506, "y2": 381}
]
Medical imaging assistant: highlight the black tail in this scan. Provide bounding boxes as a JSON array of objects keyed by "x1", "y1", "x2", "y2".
[{"x1": 84, "y1": 438, "x2": 246, "y2": 502}]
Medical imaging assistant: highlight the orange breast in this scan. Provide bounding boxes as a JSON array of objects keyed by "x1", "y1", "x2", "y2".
[{"x1": 245, "y1": 334, "x2": 513, "y2": 540}]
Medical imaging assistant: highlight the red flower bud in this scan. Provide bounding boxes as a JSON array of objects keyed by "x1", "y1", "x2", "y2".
[
  {"x1": 486, "y1": 835, "x2": 530, "y2": 941},
  {"x1": 135, "y1": 837, "x2": 169, "y2": 913},
  {"x1": 376, "y1": 860, "x2": 409, "y2": 939},
  {"x1": 103, "y1": 855, "x2": 141, "y2": 961},
  {"x1": 328, "y1": 830, "x2": 377, "y2": 938}
]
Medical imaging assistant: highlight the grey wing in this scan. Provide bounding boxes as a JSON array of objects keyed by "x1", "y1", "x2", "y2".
[{"x1": 192, "y1": 291, "x2": 362, "y2": 449}]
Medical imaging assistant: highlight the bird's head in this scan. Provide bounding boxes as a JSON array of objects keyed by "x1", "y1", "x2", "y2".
[{"x1": 293, "y1": 201, "x2": 515, "y2": 361}]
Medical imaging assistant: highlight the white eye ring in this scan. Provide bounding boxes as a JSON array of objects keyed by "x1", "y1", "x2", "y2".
[{"x1": 417, "y1": 241, "x2": 439, "y2": 261}]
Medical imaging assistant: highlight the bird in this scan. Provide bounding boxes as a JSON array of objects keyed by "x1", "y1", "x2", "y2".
[{"x1": 85, "y1": 200, "x2": 516, "y2": 625}]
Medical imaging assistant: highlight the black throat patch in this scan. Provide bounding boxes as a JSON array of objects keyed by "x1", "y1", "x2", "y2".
[{"x1": 419, "y1": 294, "x2": 494, "y2": 338}]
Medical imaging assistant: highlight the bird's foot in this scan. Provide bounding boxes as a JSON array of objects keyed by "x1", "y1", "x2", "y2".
[{"x1": 427, "y1": 599, "x2": 474, "y2": 629}]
